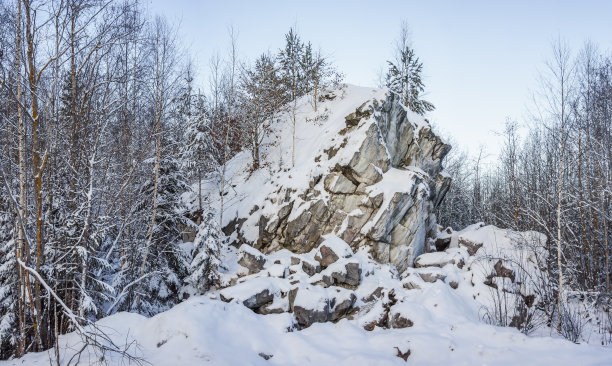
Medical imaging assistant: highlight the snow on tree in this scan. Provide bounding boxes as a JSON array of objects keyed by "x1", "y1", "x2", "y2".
[
  {"x1": 0, "y1": 211, "x2": 17, "y2": 359},
  {"x1": 48, "y1": 203, "x2": 112, "y2": 321},
  {"x1": 180, "y1": 94, "x2": 217, "y2": 213},
  {"x1": 129, "y1": 154, "x2": 191, "y2": 316},
  {"x1": 240, "y1": 53, "x2": 286, "y2": 171},
  {"x1": 385, "y1": 46, "x2": 434, "y2": 115},
  {"x1": 278, "y1": 27, "x2": 307, "y2": 167},
  {"x1": 277, "y1": 27, "x2": 343, "y2": 167},
  {"x1": 301, "y1": 45, "x2": 343, "y2": 112},
  {"x1": 187, "y1": 211, "x2": 220, "y2": 294}
]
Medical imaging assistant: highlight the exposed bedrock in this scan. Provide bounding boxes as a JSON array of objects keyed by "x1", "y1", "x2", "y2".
[{"x1": 227, "y1": 92, "x2": 451, "y2": 272}]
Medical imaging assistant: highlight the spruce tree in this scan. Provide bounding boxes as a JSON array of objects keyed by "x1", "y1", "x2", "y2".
[
  {"x1": 130, "y1": 154, "x2": 191, "y2": 316},
  {"x1": 0, "y1": 211, "x2": 17, "y2": 359},
  {"x1": 180, "y1": 95, "x2": 216, "y2": 213},
  {"x1": 48, "y1": 205, "x2": 111, "y2": 321},
  {"x1": 187, "y1": 211, "x2": 220, "y2": 294},
  {"x1": 385, "y1": 47, "x2": 435, "y2": 115},
  {"x1": 278, "y1": 28, "x2": 306, "y2": 167}
]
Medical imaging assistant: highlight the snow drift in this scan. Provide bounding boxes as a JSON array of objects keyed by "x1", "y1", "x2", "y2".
[{"x1": 5, "y1": 224, "x2": 612, "y2": 365}]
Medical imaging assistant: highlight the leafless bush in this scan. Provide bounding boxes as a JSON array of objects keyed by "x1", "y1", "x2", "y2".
[
  {"x1": 559, "y1": 304, "x2": 586, "y2": 343},
  {"x1": 480, "y1": 278, "x2": 542, "y2": 335},
  {"x1": 603, "y1": 311, "x2": 612, "y2": 346},
  {"x1": 479, "y1": 233, "x2": 549, "y2": 334}
]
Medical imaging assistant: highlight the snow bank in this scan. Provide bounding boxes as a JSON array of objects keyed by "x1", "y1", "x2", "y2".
[{"x1": 8, "y1": 225, "x2": 612, "y2": 366}]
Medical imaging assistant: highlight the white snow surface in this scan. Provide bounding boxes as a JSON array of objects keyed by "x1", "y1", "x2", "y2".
[{"x1": 6, "y1": 225, "x2": 612, "y2": 365}]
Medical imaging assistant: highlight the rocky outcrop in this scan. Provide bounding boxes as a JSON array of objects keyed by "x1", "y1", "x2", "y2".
[{"x1": 227, "y1": 90, "x2": 450, "y2": 272}]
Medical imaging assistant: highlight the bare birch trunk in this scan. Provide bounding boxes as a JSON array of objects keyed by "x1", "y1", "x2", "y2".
[
  {"x1": 14, "y1": 0, "x2": 27, "y2": 356},
  {"x1": 292, "y1": 97, "x2": 296, "y2": 167},
  {"x1": 219, "y1": 28, "x2": 237, "y2": 247}
]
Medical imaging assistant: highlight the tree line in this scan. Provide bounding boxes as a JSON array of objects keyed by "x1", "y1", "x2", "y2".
[{"x1": 437, "y1": 39, "x2": 611, "y2": 336}]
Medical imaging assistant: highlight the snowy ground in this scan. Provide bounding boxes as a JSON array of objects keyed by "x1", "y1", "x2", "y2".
[
  {"x1": 4, "y1": 225, "x2": 611, "y2": 366},
  {"x1": 5, "y1": 295, "x2": 609, "y2": 366}
]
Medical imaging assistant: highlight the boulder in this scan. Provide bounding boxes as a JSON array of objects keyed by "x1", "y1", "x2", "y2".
[
  {"x1": 362, "y1": 286, "x2": 384, "y2": 302},
  {"x1": 330, "y1": 293, "x2": 357, "y2": 321},
  {"x1": 390, "y1": 312, "x2": 414, "y2": 329},
  {"x1": 416, "y1": 268, "x2": 447, "y2": 283},
  {"x1": 458, "y1": 237, "x2": 483, "y2": 256},
  {"x1": 402, "y1": 274, "x2": 424, "y2": 290},
  {"x1": 242, "y1": 289, "x2": 274, "y2": 309},
  {"x1": 329, "y1": 262, "x2": 361, "y2": 287},
  {"x1": 344, "y1": 262, "x2": 361, "y2": 286},
  {"x1": 238, "y1": 245, "x2": 267, "y2": 274},
  {"x1": 314, "y1": 236, "x2": 353, "y2": 268},
  {"x1": 219, "y1": 277, "x2": 286, "y2": 311},
  {"x1": 258, "y1": 297, "x2": 289, "y2": 315},
  {"x1": 302, "y1": 260, "x2": 321, "y2": 276},
  {"x1": 293, "y1": 304, "x2": 329, "y2": 328},
  {"x1": 220, "y1": 286, "x2": 274, "y2": 310},
  {"x1": 292, "y1": 285, "x2": 357, "y2": 328},
  {"x1": 414, "y1": 249, "x2": 466, "y2": 269},
  {"x1": 315, "y1": 245, "x2": 339, "y2": 267}
]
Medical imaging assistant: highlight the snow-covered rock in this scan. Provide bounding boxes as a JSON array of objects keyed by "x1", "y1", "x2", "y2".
[
  {"x1": 415, "y1": 267, "x2": 447, "y2": 283},
  {"x1": 207, "y1": 86, "x2": 450, "y2": 272},
  {"x1": 9, "y1": 225, "x2": 612, "y2": 365},
  {"x1": 238, "y1": 245, "x2": 267, "y2": 274},
  {"x1": 301, "y1": 259, "x2": 321, "y2": 276},
  {"x1": 414, "y1": 248, "x2": 467, "y2": 269},
  {"x1": 291, "y1": 285, "x2": 357, "y2": 328},
  {"x1": 219, "y1": 277, "x2": 288, "y2": 311},
  {"x1": 314, "y1": 235, "x2": 353, "y2": 268}
]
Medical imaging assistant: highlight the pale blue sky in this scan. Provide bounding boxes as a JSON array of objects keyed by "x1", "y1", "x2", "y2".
[{"x1": 147, "y1": 0, "x2": 612, "y2": 158}]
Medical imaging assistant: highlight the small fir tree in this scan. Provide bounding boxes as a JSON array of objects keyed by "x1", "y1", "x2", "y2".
[
  {"x1": 187, "y1": 211, "x2": 220, "y2": 293},
  {"x1": 386, "y1": 47, "x2": 435, "y2": 115}
]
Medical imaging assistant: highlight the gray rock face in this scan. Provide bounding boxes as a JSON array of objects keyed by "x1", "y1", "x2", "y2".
[
  {"x1": 302, "y1": 260, "x2": 321, "y2": 276},
  {"x1": 293, "y1": 304, "x2": 329, "y2": 328},
  {"x1": 227, "y1": 91, "x2": 450, "y2": 272},
  {"x1": 329, "y1": 262, "x2": 362, "y2": 287}
]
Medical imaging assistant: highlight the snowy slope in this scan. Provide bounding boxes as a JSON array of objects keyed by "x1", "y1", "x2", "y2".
[
  {"x1": 5, "y1": 225, "x2": 612, "y2": 366},
  {"x1": 197, "y1": 85, "x2": 387, "y2": 243}
]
